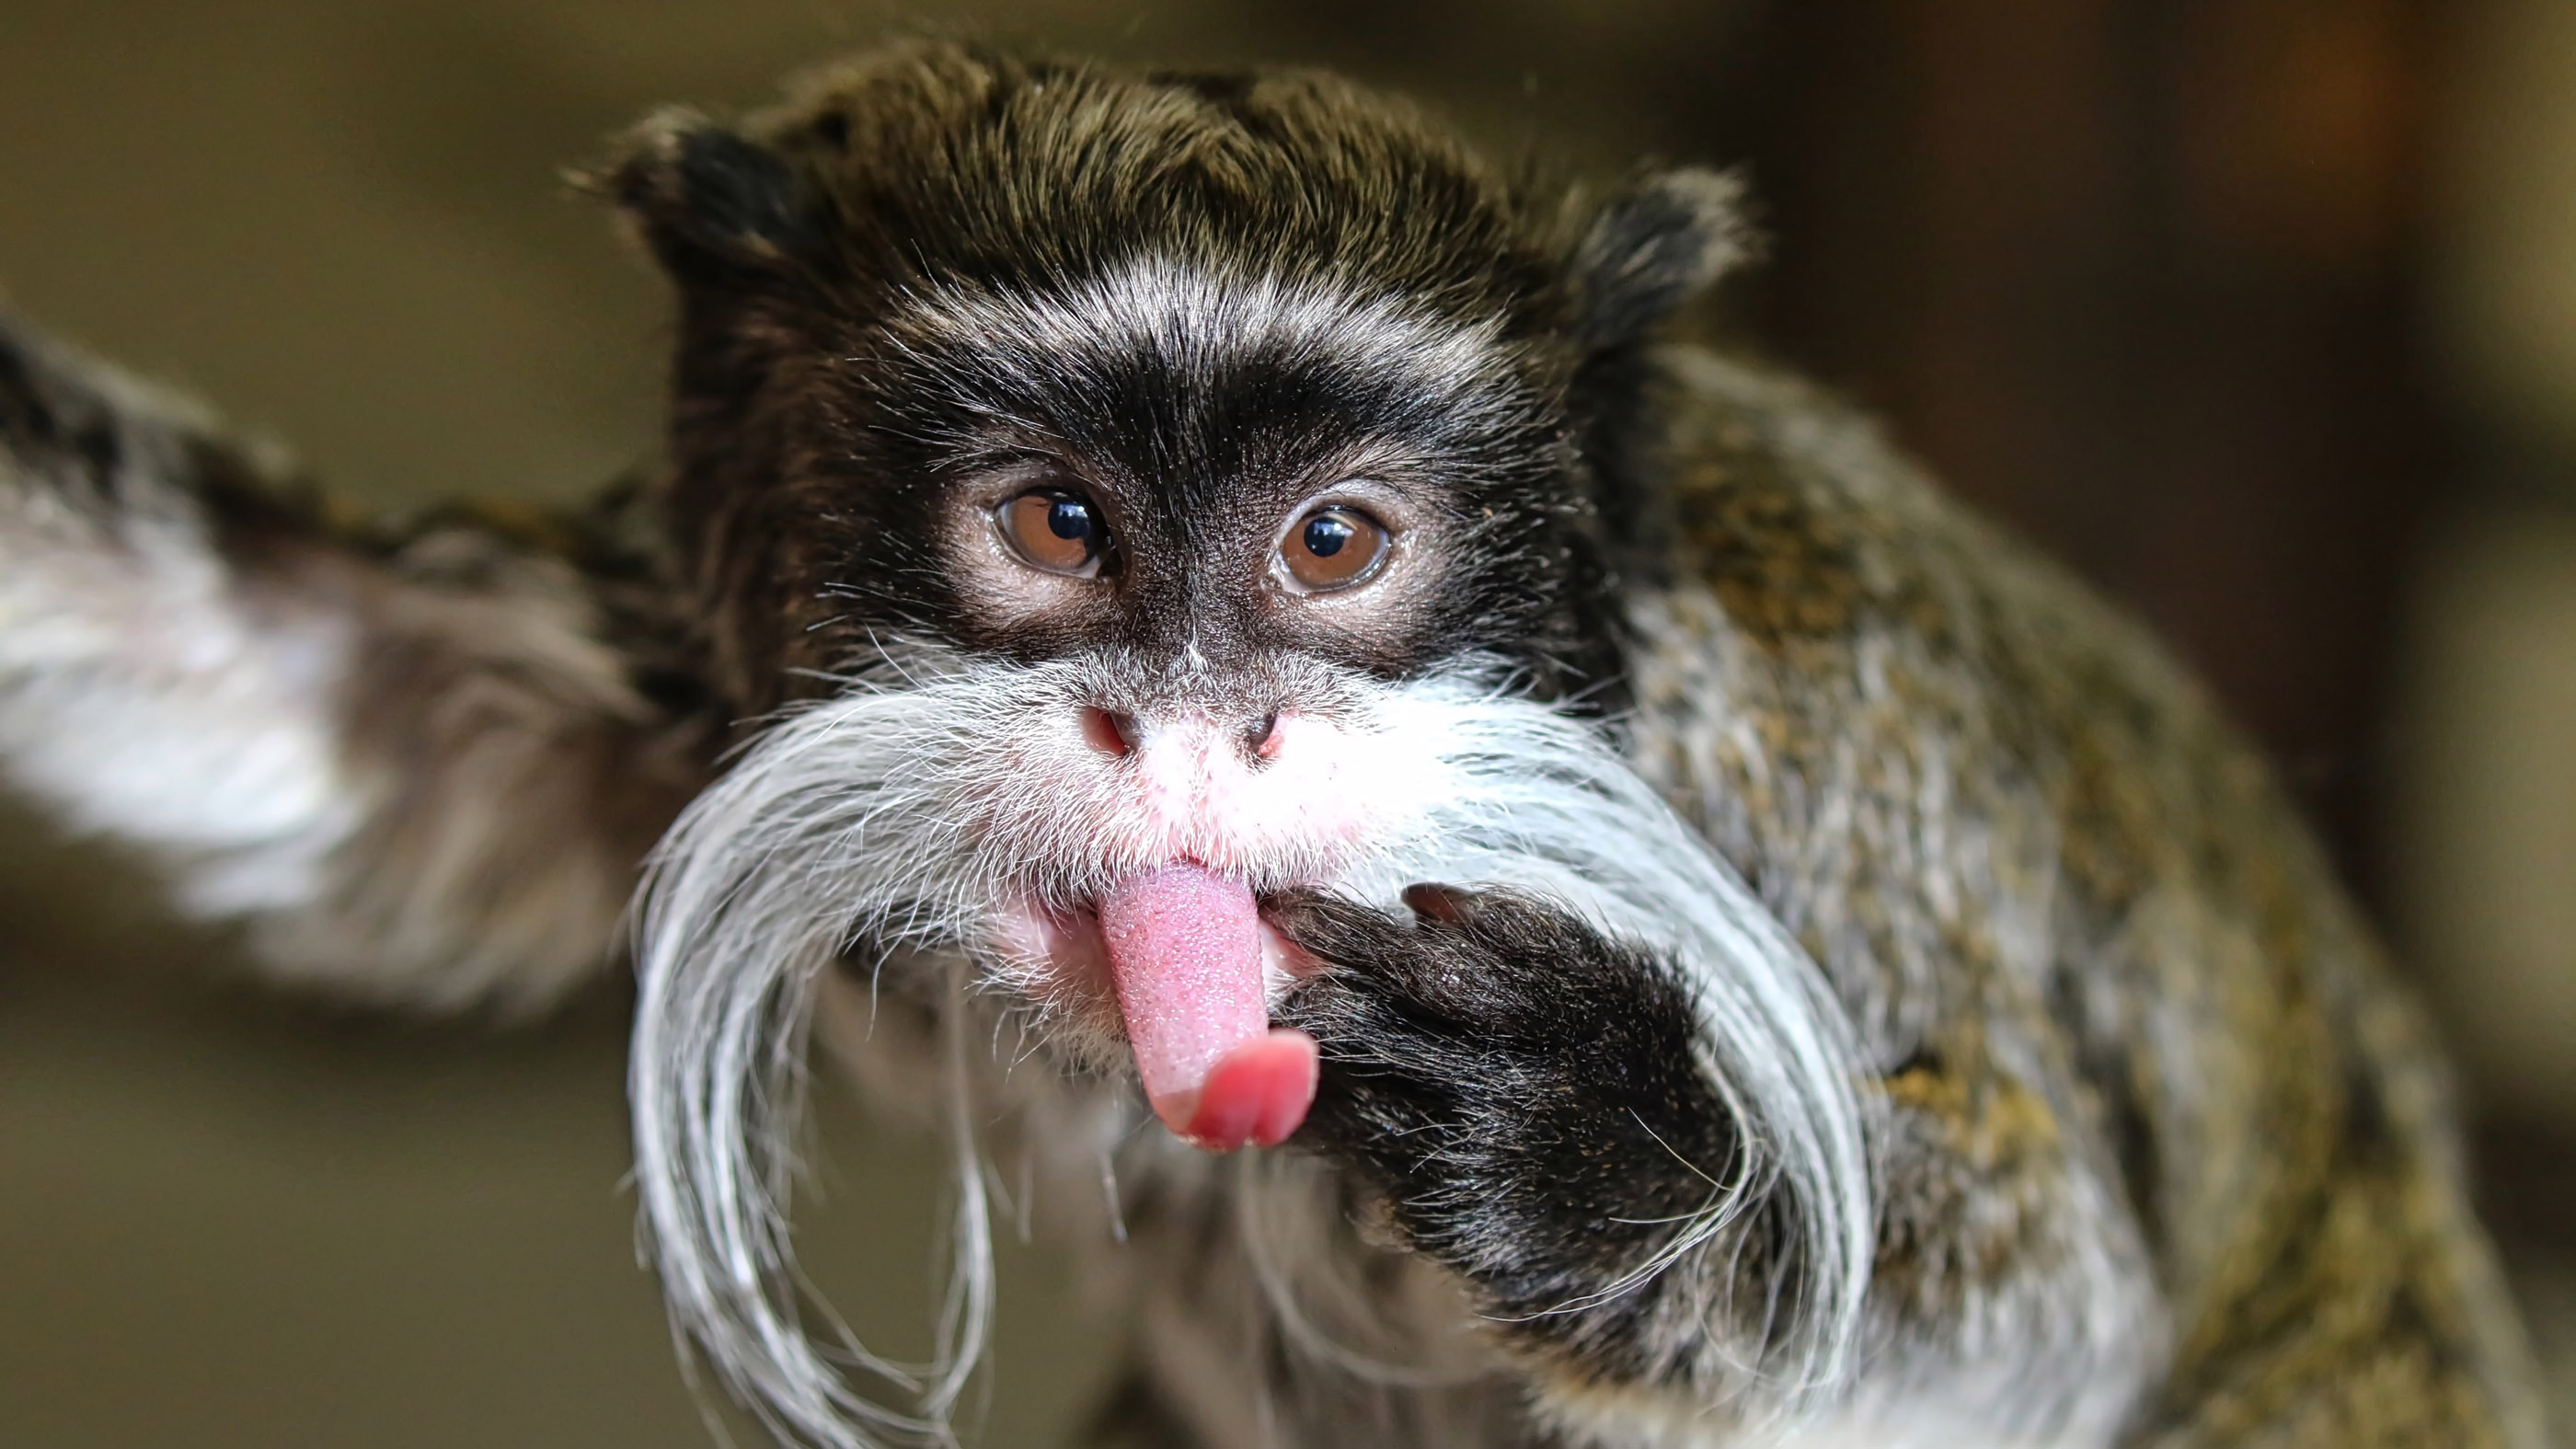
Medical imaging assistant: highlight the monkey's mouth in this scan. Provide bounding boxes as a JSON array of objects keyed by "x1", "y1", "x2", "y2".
[{"x1": 1009, "y1": 866, "x2": 1321, "y2": 1153}]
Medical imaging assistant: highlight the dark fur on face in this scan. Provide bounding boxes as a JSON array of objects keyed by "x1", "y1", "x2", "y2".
[{"x1": 595, "y1": 42, "x2": 1744, "y2": 714}]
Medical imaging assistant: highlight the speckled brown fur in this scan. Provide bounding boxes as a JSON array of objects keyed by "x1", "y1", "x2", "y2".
[{"x1": 1623, "y1": 350, "x2": 2546, "y2": 1444}]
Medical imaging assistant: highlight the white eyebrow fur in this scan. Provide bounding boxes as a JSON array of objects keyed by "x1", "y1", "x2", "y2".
[{"x1": 894, "y1": 253, "x2": 1523, "y2": 405}]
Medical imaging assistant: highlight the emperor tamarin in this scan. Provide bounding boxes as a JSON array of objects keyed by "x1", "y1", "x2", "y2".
[{"x1": 0, "y1": 40, "x2": 2547, "y2": 1449}]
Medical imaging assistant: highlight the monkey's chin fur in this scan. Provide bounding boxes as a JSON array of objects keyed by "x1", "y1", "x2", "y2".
[{"x1": 627, "y1": 648, "x2": 1872, "y2": 1447}]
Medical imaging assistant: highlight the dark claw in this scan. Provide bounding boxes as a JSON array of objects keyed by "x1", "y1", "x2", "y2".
[{"x1": 1400, "y1": 881, "x2": 1477, "y2": 925}]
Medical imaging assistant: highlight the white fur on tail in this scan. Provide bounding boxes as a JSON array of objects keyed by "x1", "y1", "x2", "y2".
[{"x1": 0, "y1": 368, "x2": 362, "y2": 921}]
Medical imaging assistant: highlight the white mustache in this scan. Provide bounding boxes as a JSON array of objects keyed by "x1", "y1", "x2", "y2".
[{"x1": 627, "y1": 649, "x2": 1871, "y2": 1448}]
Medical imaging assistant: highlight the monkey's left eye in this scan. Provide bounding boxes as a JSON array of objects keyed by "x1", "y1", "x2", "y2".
[
  {"x1": 1279, "y1": 505, "x2": 1391, "y2": 592},
  {"x1": 997, "y1": 489, "x2": 1110, "y2": 578}
]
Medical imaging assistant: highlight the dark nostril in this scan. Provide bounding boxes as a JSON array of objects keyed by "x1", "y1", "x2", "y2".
[
  {"x1": 1249, "y1": 710, "x2": 1284, "y2": 760},
  {"x1": 1081, "y1": 706, "x2": 1139, "y2": 758}
]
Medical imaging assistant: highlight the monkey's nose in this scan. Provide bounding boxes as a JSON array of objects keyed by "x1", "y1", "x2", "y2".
[
  {"x1": 1080, "y1": 707, "x2": 1141, "y2": 758},
  {"x1": 1248, "y1": 711, "x2": 1284, "y2": 760},
  {"x1": 1080, "y1": 707, "x2": 1283, "y2": 762}
]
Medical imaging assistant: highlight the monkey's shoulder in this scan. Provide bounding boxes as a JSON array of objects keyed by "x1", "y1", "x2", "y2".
[
  {"x1": 1635, "y1": 344, "x2": 2161, "y2": 695},
  {"x1": 1625, "y1": 342, "x2": 2370, "y2": 1080},
  {"x1": 1628, "y1": 345, "x2": 2548, "y2": 1444},
  {"x1": 1623, "y1": 342, "x2": 2257, "y2": 890}
]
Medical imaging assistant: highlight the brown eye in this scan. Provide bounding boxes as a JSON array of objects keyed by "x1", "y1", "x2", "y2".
[
  {"x1": 997, "y1": 489, "x2": 1109, "y2": 577},
  {"x1": 1280, "y1": 505, "x2": 1390, "y2": 592}
]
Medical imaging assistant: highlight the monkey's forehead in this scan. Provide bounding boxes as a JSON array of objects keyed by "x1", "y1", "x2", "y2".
[
  {"x1": 879, "y1": 255, "x2": 1545, "y2": 435},
  {"x1": 752, "y1": 41, "x2": 1578, "y2": 325}
]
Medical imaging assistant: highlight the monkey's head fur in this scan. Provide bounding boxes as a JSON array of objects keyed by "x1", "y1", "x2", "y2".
[
  {"x1": 603, "y1": 42, "x2": 1868, "y2": 1448},
  {"x1": 602, "y1": 41, "x2": 1748, "y2": 713}
]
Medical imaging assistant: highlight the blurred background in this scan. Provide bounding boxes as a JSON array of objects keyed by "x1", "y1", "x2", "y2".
[{"x1": 1, "y1": 0, "x2": 2570, "y2": 1443}]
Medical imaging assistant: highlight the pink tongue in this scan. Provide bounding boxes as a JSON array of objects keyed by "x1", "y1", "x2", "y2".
[{"x1": 1095, "y1": 865, "x2": 1318, "y2": 1151}]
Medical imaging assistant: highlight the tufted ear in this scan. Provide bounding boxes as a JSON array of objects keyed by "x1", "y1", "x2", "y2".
[
  {"x1": 584, "y1": 108, "x2": 824, "y2": 292},
  {"x1": 1570, "y1": 167, "x2": 1755, "y2": 352}
]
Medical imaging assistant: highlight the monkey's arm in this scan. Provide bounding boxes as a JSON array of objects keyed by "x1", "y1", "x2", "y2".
[{"x1": 0, "y1": 313, "x2": 709, "y2": 1012}]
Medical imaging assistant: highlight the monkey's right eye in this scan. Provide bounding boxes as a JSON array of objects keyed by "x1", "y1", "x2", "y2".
[{"x1": 996, "y1": 489, "x2": 1110, "y2": 578}]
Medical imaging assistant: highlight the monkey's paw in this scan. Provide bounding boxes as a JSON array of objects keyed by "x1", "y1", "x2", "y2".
[{"x1": 1271, "y1": 886, "x2": 1745, "y2": 1362}]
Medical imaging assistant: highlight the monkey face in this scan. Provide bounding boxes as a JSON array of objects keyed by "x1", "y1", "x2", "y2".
[
  {"x1": 808, "y1": 263, "x2": 1566, "y2": 1140},
  {"x1": 806, "y1": 254, "x2": 1605, "y2": 1141},
  {"x1": 645, "y1": 255, "x2": 1603, "y2": 1144},
  {"x1": 610, "y1": 46, "x2": 1745, "y2": 1146}
]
